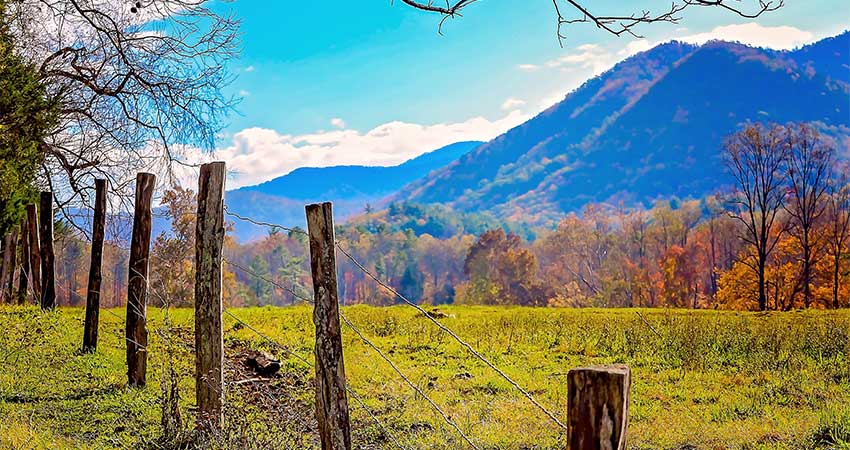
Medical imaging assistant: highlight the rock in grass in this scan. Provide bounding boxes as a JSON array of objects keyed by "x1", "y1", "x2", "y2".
[{"x1": 244, "y1": 350, "x2": 281, "y2": 376}]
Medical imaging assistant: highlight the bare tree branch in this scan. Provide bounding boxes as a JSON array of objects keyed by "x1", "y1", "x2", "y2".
[
  {"x1": 6, "y1": 0, "x2": 239, "y2": 213},
  {"x1": 396, "y1": 0, "x2": 783, "y2": 44}
]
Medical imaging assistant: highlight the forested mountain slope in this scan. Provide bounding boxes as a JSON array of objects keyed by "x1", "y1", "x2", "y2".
[{"x1": 396, "y1": 33, "x2": 850, "y2": 224}]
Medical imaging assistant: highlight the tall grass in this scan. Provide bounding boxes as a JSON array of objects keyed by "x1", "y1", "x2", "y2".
[{"x1": 1, "y1": 305, "x2": 848, "y2": 449}]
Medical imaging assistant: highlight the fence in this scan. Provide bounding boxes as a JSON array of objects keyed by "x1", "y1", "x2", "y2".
[{"x1": 0, "y1": 161, "x2": 632, "y2": 450}]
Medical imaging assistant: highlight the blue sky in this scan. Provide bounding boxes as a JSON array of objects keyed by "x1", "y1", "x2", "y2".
[{"x1": 201, "y1": 0, "x2": 849, "y2": 187}]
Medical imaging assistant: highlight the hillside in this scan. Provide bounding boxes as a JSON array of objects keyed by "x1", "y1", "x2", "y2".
[
  {"x1": 226, "y1": 141, "x2": 481, "y2": 240},
  {"x1": 395, "y1": 33, "x2": 850, "y2": 224}
]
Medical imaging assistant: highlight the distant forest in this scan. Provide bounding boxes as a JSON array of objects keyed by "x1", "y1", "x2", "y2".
[{"x1": 34, "y1": 123, "x2": 850, "y2": 311}]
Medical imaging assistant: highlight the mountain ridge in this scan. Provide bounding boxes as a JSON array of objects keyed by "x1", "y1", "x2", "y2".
[
  {"x1": 226, "y1": 140, "x2": 482, "y2": 240},
  {"x1": 393, "y1": 32, "x2": 850, "y2": 224}
]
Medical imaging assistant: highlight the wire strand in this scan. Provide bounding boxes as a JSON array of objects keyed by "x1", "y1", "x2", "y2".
[
  {"x1": 341, "y1": 312, "x2": 479, "y2": 449},
  {"x1": 335, "y1": 241, "x2": 567, "y2": 431}
]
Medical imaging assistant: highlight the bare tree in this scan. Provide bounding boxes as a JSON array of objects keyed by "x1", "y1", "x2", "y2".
[
  {"x1": 5, "y1": 0, "x2": 238, "y2": 218},
  {"x1": 827, "y1": 163, "x2": 850, "y2": 309},
  {"x1": 784, "y1": 124, "x2": 834, "y2": 308},
  {"x1": 725, "y1": 124, "x2": 790, "y2": 311},
  {"x1": 398, "y1": 0, "x2": 781, "y2": 43}
]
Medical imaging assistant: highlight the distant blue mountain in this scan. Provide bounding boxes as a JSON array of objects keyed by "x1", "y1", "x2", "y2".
[
  {"x1": 396, "y1": 32, "x2": 850, "y2": 224},
  {"x1": 225, "y1": 141, "x2": 482, "y2": 240}
]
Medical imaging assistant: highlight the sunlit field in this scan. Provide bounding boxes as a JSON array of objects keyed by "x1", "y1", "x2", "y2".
[{"x1": 1, "y1": 305, "x2": 849, "y2": 449}]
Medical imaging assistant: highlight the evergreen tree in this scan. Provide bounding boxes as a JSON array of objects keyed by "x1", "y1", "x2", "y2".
[{"x1": 0, "y1": 3, "x2": 57, "y2": 235}]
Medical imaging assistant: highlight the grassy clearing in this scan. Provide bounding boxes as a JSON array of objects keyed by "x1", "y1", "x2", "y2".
[{"x1": 1, "y1": 305, "x2": 849, "y2": 449}]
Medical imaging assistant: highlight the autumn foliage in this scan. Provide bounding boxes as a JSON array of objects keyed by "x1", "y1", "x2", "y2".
[{"x1": 19, "y1": 123, "x2": 850, "y2": 311}]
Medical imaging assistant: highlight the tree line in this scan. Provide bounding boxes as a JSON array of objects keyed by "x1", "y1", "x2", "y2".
[{"x1": 2, "y1": 123, "x2": 846, "y2": 311}]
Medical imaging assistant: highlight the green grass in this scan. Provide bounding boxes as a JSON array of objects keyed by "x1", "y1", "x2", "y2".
[{"x1": 1, "y1": 305, "x2": 849, "y2": 449}]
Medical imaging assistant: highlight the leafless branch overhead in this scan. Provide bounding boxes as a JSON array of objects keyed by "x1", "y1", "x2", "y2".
[{"x1": 398, "y1": 0, "x2": 783, "y2": 44}]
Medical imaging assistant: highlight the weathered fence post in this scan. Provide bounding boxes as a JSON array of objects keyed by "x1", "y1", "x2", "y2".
[
  {"x1": 195, "y1": 162, "x2": 226, "y2": 430},
  {"x1": 126, "y1": 173, "x2": 155, "y2": 387},
  {"x1": 0, "y1": 231, "x2": 16, "y2": 303},
  {"x1": 39, "y1": 192, "x2": 56, "y2": 310},
  {"x1": 567, "y1": 364, "x2": 631, "y2": 450},
  {"x1": 26, "y1": 204, "x2": 41, "y2": 304},
  {"x1": 306, "y1": 202, "x2": 352, "y2": 450},
  {"x1": 83, "y1": 179, "x2": 107, "y2": 353},
  {"x1": 5, "y1": 228, "x2": 18, "y2": 302},
  {"x1": 18, "y1": 216, "x2": 30, "y2": 304}
]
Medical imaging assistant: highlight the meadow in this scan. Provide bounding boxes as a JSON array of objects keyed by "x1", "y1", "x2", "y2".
[{"x1": 1, "y1": 305, "x2": 849, "y2": 449}]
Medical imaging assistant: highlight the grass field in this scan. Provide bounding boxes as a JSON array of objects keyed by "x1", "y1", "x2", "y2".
[{"x1": 1, "y1": 305, "x2": 849, "y2": 449}]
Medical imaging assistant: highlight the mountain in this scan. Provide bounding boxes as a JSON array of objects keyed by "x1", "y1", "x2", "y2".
[
  {"x1": 395, "y1": 32, "x2": 850, "y2": 224},
  {"x1": 226, "y1": 141, "x2": 482, "y2": 240}
]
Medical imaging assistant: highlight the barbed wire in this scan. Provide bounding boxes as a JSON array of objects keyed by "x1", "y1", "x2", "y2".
[
  {"x1": 223, "y1": 307, "x2": 406, "y2": 450},
  {"x1": 335, "y1": 241, "x2": 568, "y2": 431},
  {"x1": 340, "y1": 312, "x2": 478, "y2": 449},
  {"x1": 226, "y1": 259, "x2": 470, "y2": 449},
  {"x1": 223, "y1": 258, "x2": 312, "y2": 305},
  {"x1": 23, "y1": 201, "x2": 565, "y2": 442},
  {"x1": 223, "y1": 206, "x2": 307, "y2": 236}
]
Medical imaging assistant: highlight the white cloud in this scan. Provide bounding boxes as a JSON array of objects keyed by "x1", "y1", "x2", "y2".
[
  {"x1": 539, "y1": 43, "x2": 616, "y2": 76},
  {"x1": 617, "y1": 40, "x2": 654, "y2": 58},
  {"x1": 679, "y1": 23, "x2": 816, "y2": 50},
  {"x1": 244, "y1": 65, "x2": 256, "y2": 73},
  {"x1": 330, "y1": 118, "x2": 347, "y2": 129},
  {"x1": 206, "y1": 111, "x2": 531, "y2": 188},
  {"x1": 517, "y1": 64, "x2": 540, "y2": 72},
  {"x1": 238, "y1": 89, "x2": 251, "y2": 97},
  {"x1": 501, "y1": 97, "x2": 526, "y2": 111}
]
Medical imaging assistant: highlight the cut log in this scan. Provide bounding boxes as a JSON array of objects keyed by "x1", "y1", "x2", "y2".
[
  {"x1": 244, "y1": 350, "x2": 282, "y2": 376},
  {"x1": 567, "y1": 364, "x2": 631, "y2": 450}
]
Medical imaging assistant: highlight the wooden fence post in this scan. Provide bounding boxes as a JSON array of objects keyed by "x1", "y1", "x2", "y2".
[
  {"x1": 306, "y1": 202, "x2": 352, "y2": 450},
  {"x1": 5, "y1": 228, "x2": 18, "y2": 302},
  {"x1": 18, "y1": 216, "x2": 30, "y2": 304},
  {"x1": 567, "y1": 364, "x2": 631, "y2": 450},
  {"x1": 26, "y1": 204, "x2": 41, "y2": 304},
  {"x1": 194, "y1": 162, "x2": 225, "y2": 429},
  {"x1": 83, "y1": 179, "x2": 107, "y2": 353},
  {"x1": 0, "y1": 231, "x2": 15, "y2": 303},
  {"x1": 39, "y1": 192, "x2": 56, "y2": 310},
  {"x1": 126, "y1": 173, "x2": 155, "y2": 387}
]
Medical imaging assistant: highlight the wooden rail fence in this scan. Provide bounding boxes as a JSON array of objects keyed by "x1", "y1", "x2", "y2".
[{"x1": 0, "y1": 163, "x2": 631, "y2": 449}]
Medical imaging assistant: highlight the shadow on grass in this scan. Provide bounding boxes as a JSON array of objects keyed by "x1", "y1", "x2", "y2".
[{"x1": 0, "y1": 383, "x2": 124, "y2": 404}]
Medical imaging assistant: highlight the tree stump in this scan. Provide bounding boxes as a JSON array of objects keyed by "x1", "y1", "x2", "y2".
[{"x1": 567, "y1": 365, "x2": 631, "y2": 450}]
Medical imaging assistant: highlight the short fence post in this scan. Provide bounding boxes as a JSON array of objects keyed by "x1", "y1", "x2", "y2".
[
  {"x1": 5, "y1": 228, "x2": 18, "y2": 302},
  {"x1": 194, "y1": 162, "x2": 226, "y2": 430},
  {"x1": 306, "y1": 202, "x2": 352, "y2": 450},
  {"x1": 39, "y1": 192, "x2": 56, "y2": 310},
  {"x1": 83, "y1": 179, "x2": 107, "y2": 353},
  {"x1": 567, "y1": 364, "x2": 631, "y2": 450},
  {"x1": 126, "y1": 173, "x2": 155, "y2": 387},
  {"x1": 26, "y1": 204, "x2": 41, "y2": 304},
  {"x1": 0, "y1": 231, "x2": 15, "y2": 303},
  {"x1": 18, "y1": 216, "x2": 30, "y2": 304}
]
